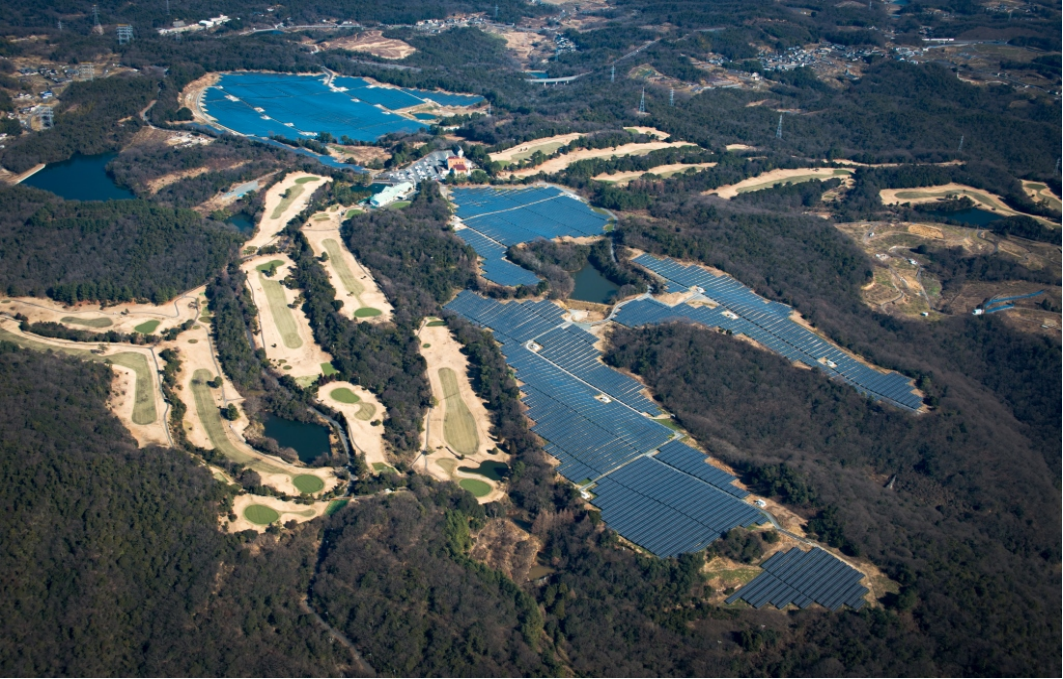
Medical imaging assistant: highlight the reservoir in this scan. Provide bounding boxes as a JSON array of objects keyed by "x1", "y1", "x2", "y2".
[
  {"x1": 21, "y1": 153, "x2": 135, "y2": 201},
  {"x1": 225, "y1": 213, "x2": 255, "y2": 232},
  {"x1": 570, "y1": 261, "x2": 620, "y2": 304},
  {"x1": 263, "y1": 413, "x2": 331, "y2": 464},
  {"x1": 928, "y1": 208, "x2": 1001, "y2": 227}
]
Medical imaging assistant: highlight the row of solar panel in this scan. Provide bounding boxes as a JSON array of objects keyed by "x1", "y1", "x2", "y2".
[
  {"x1": 532, "y1": 325, "x2": 662, "y2": 415},
  {"x1": 455, "y1": 228, "x2": 542, "y2": 288},
  {"x1": 725, "y1": 547, "x2": 869, "y2": 611},
  {"x1": 446, "y1": 290, "x2": 565, "y2": 343},
  {"x1": 654, "y1": 440, "x2": 748, "y2": 498},
  {"x1": 450, "y1": 186, "x2": 562, "y2": 218},
  {"x1": 592, "y1": 456, "x2": 765, "y2": 557},
  {"x1": 635, "y1": 254, "x2": 792, "y2": 318}
]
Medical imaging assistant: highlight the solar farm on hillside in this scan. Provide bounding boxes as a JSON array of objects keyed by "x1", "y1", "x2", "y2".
[
  {"x1": 449, "y1": 186, "x2": 612, "y2": 287},
  {"x1": 201, "y1": 73, "x2": 482, "y2": 142}
]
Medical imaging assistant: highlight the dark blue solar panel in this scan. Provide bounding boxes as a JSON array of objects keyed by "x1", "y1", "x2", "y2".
[
  {"x1": 726, "y1": 547, "x2": 869, "y2": 611},
  {"x1": 620, "y1": 256, "x2": 924, "y2": 412},
  {"x1": 449, "y1": 186, "x2": 610, "y2": 247},
  {"x1": 654, "y1": 440, "x2": 748, "y2": 498},
  {"x1": 456, "y1": 228, "x2": 541, "y2": 288}
]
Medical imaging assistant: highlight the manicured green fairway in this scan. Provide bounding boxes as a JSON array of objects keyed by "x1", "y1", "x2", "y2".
[
  {"x1": 330, "y1": 387, "x2": 360, "y2": 404},
  {"x1": 256, "y1": 259, "x2": 285, "y2": 274},
  {"x1": 61, "y1": 316, "x2": 113, "y2": 328},
  {"x1": 244, "y1": 504, "x2": 281, "y2": 525},
  {"x1": 270, "y1": 185, "x2": 305, "y2": 219},
  {"x1": 322, "y1": 238, "x2": 365, "y2": 297},
  {"x1": 106, "y1": 352, "x2": 157, "y2": 424},
  {"x1": 321, "y1": 362, "x2": 338, "y2": 376},
  {"x1": 355, "y1": 402, "x2": 376, "y2": 421},
  {"x1": 325, "y1": 499, "x2": 348, "y2": 516},
  {"x1": 439, "y1": 367, "x2": 478, "y2": 456},
  {"x1": 134, "y1": 320, "x2": 161, "y2": 334},
  {"x1": 293, "y1": 474, "x2": 325, "y2": 494},
  {"x1": 354, "y1": 307, "x2": 381, "y2": 318},
  {"x1": 258, "y1": 273, "x2": 302, "y2": 349},
  {"x1": 459, "y1": 478, "x2": 492, "y2": 497},
  {"x1": 294, "y1": 176, "x2": 320, "y2": 185}
]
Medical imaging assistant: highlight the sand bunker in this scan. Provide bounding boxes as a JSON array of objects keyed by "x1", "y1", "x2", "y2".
[
  {"x1": 246, "y1": 172, "x2": 331, "y2": 251},
  {"x1": 594, "y1": 162, "x2": 717, "y2": 185},
  {"x1": 301, "y1": 209, "x2": 393, "y2": 323},
  {"x1": 241, "y1": 254, "x2": 335, "y2": 387},
  {"x1": 228, "y1": 494, "x2": 330, "y2": 533},
  {"x1": 880, "y1": 183, "x2": 1059, "y2": 227},
  {"x1": 320, "y1": 380, "x2": 389, "y2": 473},
  {"x1": 318, "y1": 31, "x2": 416, "y2": 59},
  {"x1": 708, "y1": 168, "x2": 853, "y2": 199},
  {"x1": 418, "y1": 319, "x2": 507, "y2": 503},
  {"x1": 502, "y1": 140, "x2": 698, "y2": 178}
]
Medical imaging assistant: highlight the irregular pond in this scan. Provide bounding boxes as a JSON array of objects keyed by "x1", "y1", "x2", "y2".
[
  {"x1": 263, "y1": 413, "x2": 331, "y2": 464},
  {"x1": 21, "y1": 153, "x2": 135, "y2": 201}
]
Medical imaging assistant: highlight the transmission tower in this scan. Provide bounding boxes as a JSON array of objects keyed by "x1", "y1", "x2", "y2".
[
  {"x1": 957, "y1": 135, "x2": 964, "y2": 152},
  {"x1": 79, "y1": 63, "x2": 95, "y2": 80},
  {"x1": 38, "y1": 107, "x2": 54, "y2": 129},
  {"x1": 166, "y1": 0, "x2": 170, "y2": 15},
  {"x1": 494, "y1": 4, "x2": 498, "y2": 19},
  {"x1": 669, "y1": 87, "x2": 674, "y2": 106},
  {"x1": 776, "y1": 114, "x2": 783, "y2": 139},
  {"x1": 57, "y1": 20, "x2": 63, "y2": 31},
  {"x1": 92, "y1": 5, "x2": 103, "y2": 35},
  {"x1": 611, "y1": 64, "x2": 615, "y2": 83},
  {"x1": 638, "y1": 88, "x2": 646, "y2": 114},
  {"x1": 117, "y1": 24, "x2": 134, "y2": 45}
]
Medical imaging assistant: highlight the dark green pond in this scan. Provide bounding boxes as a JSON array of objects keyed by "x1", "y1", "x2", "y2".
[
  {"x1": 570, "y1": 262, "x2": 619, "y2": 304},
  {"x1": 928, "y1": 208, "x2": 1001, "y2": 227},
  {"x1": 226, "y1": 213, "x2": 255, "y2": 232},
  {"x1": 458, "y1": 460, "x2": 510, "y2": 481},
  {"x1": 21, "y1": 153, "x2": 135, "y2": 201},
  {"x1": 263, "y1": 414, "x2": 331, "y2": 464}
]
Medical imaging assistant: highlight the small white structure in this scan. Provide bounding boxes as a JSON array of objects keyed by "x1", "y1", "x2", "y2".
[{"x1": 370, "y1": 181, "x2": 413, "y2": 208}]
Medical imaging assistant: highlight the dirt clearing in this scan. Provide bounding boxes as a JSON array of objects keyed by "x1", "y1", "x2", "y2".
[
  {"x1": 594, "y1": 162, "x2": 716, "y2": 184},
  {"x1": 502, "y1": 141, "x2": 698, "y2": 178},
  {"x1": 320, "y1": 381, "x2": 389, "y2": 473},
  {"x1": 301, "y1": 208, "x2": 393, "y2": 323},
  {"x1": 708, "y1": 168, "x2": 853, "y2": 199},
  {"x1": 242, "y1": 254, "x2": 335, "y2": 387},
  {"x1": 318, "y1": 31, "x2": 416, "y2": 59},
  {"x1": 247, "y1": 172, "x2": 331, "y2": 251},
  {"x1": 418, "y1": 319, "x2": 507, "y2": 503}
]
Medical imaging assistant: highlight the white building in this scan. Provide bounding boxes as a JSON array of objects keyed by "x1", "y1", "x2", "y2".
[{"x1": 370, "y1": 181, "x2": 414, "y2": 208}]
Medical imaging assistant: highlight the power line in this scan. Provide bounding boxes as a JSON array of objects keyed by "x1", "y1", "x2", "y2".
[
  {"x1": 776, "y1": 114, "x2": 783, "y2": 139},
  {"x1": 957, "y1": 135, "x2": 964, "y2": 152},
  {"x1": 611, "y1": 64, "x2": 615, "y2": 83},
  {"x1": 669, "y1": 87, "x2": 674, "y2": 106},
  {"x1": 638, "y1": 87, "x2": 646, "y2": 114}
]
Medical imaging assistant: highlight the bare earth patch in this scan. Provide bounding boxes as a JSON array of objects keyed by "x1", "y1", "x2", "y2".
[
  {"x1": 318, "y1": 31, "x2": 416, "y2": 59},
  {"x1": 417, "y1": 319, "x2": 507, "y2": 503},
  {"x1": 502, "y1": 141, "x2": 698, "y2": 178},
  {"x1": 241, "y1": 254, "x2": 335, "y2": 386}
]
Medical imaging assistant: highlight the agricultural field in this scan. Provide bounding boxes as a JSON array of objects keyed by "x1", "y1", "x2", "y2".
[
  {"x1": 417, "y1": 318, "x2": 507, "y2": 502},
  {"x1": 241, "y1": 254, "x2": 336, "y2": 387},
  {"x1": 301, "y1": 207, "x2": 393, "y2": 322},
  {"x1": 320, "y1": 381, "x2": 389, "y2": 474},
  {"x1": 708, "y1": 168, "x2": 854, "y2": 199},
  {"x1": 245, "y1": 172, "x2": 331, "y2": 251}
]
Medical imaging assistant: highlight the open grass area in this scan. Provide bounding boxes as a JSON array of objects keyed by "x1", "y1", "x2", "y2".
[
  {"x1": 293, "y1": 474, "x2": 325, "y2": 494},
  {"x1": 458, "y1": 460, "x2": 509, "y2": 481},
  {"x1": 322, "y1": 238, "x2": 365, "y2": 297},
  {"x1": 459, "y1": 478, "x2": 492, "y2": 497},
  {"x1": 320, "y1": 362, "x2": 338, "y2": 376},
  {"x1": 270, "y1": 185, "x2": 306, "y2": 219},
  {"x1": 354, "y1": 307, "x2": 382, "y2": 318},
  {"x1": 372, "y1": 462, "x2": 397, "y2": 474},
  {"x1": 258, "y1": 273, "x2": 302, "y2": 349},
  {"x1": 133, "y1": 320, "x2": 161, "y2": 334},
  {"x1": 313, "y1": 214, "x2": 330, "y2": 221},
  {"x1": 354, "y1": 402, "x2": 376, "y2": 421},
  {"x1": 439, "y1": 367, "x2": 479, "y2": 456},
  {"x1": 244, "y1": 504, "x2": 281, "y2": 525},
  {"x1": 426, "y1": 319, "x2": 447, "y2": 327},
  {"x1": 61, "y1": 316, "x2": 113, "y2": 328},
  {"x1": 345, "y1": 208, "x2": 362, "y2": 218},
  {"x1": 506, "y1": 140, "x2": 569, "y2": 163},
  {"x1": 295, "y1": 176, "x2": 320, "y2": 185},
  {"x1": 388, "y1": 201, "x2": 411, "y2": 210},
  {"x1": 325, "y1": 499, "x2": 348, "y2": 516},
  {"x1": 735, "y1": 169, "x2": 851, "y2": 195},
  {"x1": 106, "y1": 352, "x2": 156, "y2": 425},
  {"x1": 330, "y1": 387, "x2": 360, "y2": 403},
  {"x1": 256, "y1": 259, "x2": 285, "y2": 274},
  {"x1": 0, "y1": 326, "x2": 92, "y2": 356},
  {"x1": 653, "y1": 416, "x2": 683, "y2": 431}
]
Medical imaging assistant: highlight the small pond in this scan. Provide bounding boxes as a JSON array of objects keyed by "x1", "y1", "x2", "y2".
[
  {"x1": 263, "y1": 413, "x2": 331, "y2": 464},
  {"x1": 226, "y1": 213, "x2": 255, "y2": 232},
  {"x1": 21, "y1": 153, "x2": 135, "y2": 201},
  {"x1": 928, "y1": 208, "x2": 1001, "y2": 227},
  {"x1": 570, "y1": 261, "x2": 619, "y2": 304},
  {"x1": 458, "y1": 460, "x2": 510, "y2": 481}
]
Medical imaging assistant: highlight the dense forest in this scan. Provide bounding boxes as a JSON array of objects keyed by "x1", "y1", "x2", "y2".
[{"x1": 0, "y1": 186, "x2": 239, "y2": 302}]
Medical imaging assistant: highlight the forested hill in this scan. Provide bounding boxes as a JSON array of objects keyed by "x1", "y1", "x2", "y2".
[{"x1": 0, "y1": 186, "x2": 240, "y2": 303}]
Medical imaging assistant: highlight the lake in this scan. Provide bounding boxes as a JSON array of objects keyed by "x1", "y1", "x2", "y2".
[
  {"x1": 570, "y1": 262, "x2": 619, "y2": 304},
  {"x1": 21, "y1": 153, "x2": 135, "y2": 201},
  {"x1": 263, "y1": 413, "x2": 331, "y2": 464},
  {"x1": 928, "y1": 208, "x2": 1001, "y2": 227}
]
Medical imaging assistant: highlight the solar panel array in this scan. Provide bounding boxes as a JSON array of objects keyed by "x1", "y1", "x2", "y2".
[
  {"x1": 445, "y1": 291, "x2": 769, "y2": 558},
  {"x1": 455, "y1": 228, "x2": 540, "y2": 288},
  {"x1": 447, "y1": 186, "x2": 612, "y2": 287},
  {"x1": 592, "y1": 456, "x2": 766, "y2": 557},
  {"x1": 623, "y1": 255, "x2": 924, "y2": 411},
  {"x1": 726, "y1": 547, "x2": 868, "y2": 611}
]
